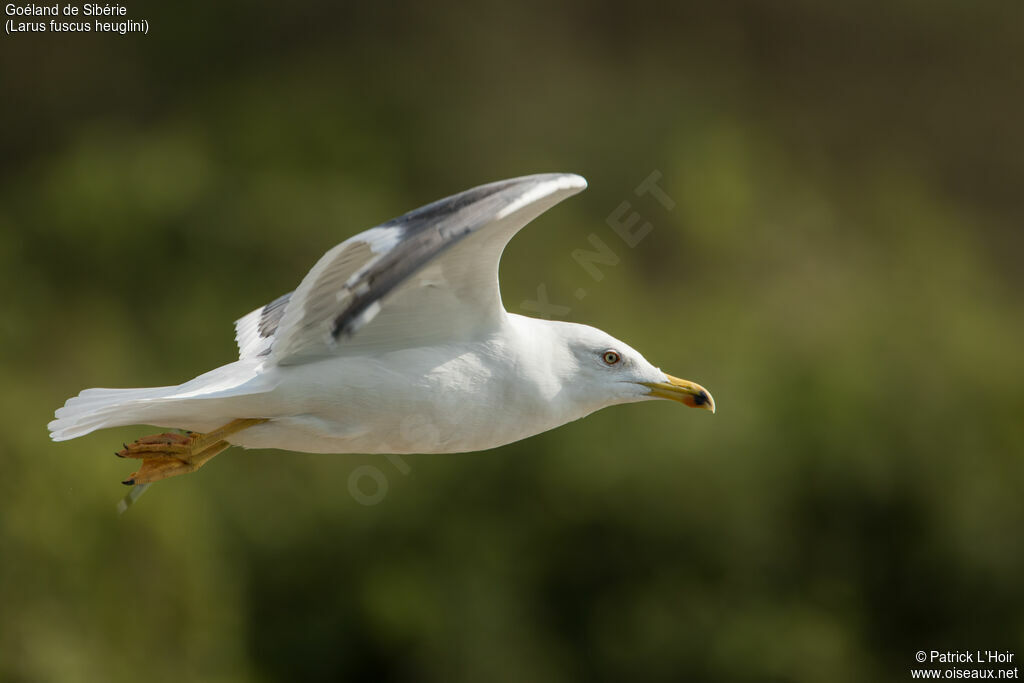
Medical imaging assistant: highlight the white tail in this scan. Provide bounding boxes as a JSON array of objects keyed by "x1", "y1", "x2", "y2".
[
  {"x1": 49, "y1": 360, "x2": 275, "y2": 442},
  {"x1": 48, "y1": 386, "x2": 179, "y2": 441}
]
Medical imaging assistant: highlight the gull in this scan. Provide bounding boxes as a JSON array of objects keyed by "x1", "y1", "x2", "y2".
[{"x1": 48, "y1": 173, "x2": 714, "y2": 495}]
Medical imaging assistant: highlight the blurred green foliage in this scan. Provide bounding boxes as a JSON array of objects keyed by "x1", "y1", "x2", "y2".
[{"x1": 2, "y1": 1, "x2": 1023, "y2": 681}]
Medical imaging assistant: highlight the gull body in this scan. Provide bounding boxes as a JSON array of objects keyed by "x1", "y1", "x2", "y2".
[
  {"x1": 48, "y1": 174, "x2": 713, "y2": 485},
  {"x1": 108, "y1": 315, "x2": 674, "y2": 455}
]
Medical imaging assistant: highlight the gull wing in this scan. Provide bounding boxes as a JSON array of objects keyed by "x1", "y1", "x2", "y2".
[{"x1": 233, "y1": 173, "x2": 586, "y2": 364}]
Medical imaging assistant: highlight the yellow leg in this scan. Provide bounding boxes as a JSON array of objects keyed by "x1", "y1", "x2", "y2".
[{"x1": 118, "y1": 418, "x2": 267, "y2": 485}]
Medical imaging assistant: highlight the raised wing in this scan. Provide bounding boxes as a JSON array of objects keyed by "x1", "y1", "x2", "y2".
[{"x1": 233, "y1": 173, "x2": 586, "y2": 364}]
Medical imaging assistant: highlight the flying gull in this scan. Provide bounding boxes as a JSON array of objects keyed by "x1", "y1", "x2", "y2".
[{"x1": 49, "y1": 173, "x2": 714, "y2": 498}]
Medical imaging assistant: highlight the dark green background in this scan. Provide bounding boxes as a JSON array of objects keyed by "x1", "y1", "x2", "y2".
[{"x1": 2, "y1": 1, "x2": 1022, "y2": 681}]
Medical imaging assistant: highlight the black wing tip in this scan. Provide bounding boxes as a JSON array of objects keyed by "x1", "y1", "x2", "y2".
[{"x1": 382, "y1": 173, "x2": 587, "y2": 229}]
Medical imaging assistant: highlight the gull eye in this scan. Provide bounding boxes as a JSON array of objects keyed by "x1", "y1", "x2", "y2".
[{"x1": 602, "y1": 350, "x2": 621, "y2": 366}]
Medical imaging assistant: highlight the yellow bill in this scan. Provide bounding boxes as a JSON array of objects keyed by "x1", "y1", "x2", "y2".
[{"x1": 642, "y1": 374, "x2": 715, "y2": 413}]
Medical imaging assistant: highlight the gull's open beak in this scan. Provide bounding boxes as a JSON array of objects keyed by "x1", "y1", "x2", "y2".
[{"x1": 642, "y1": 375, "x2": 715, "y2": 413}]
